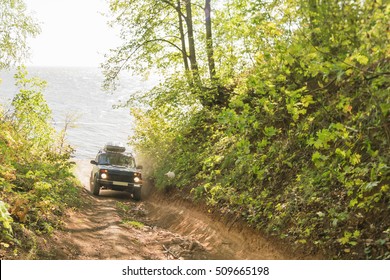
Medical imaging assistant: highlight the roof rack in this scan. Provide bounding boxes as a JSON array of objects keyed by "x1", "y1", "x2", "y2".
[{"x1": 103, "y1": 142, "x2": 126, "y2": 153}]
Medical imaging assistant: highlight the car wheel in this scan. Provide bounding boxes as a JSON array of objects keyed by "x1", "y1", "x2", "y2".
[
  {"x1": 92, "y1": 176, "x2": 100, "y2": 196},
  {"x1": 133, "y1": 188, "x2": 141, "y2": 201},
  {"x1": 89, "y1": 173, "x2": 94, "y2": 192}
]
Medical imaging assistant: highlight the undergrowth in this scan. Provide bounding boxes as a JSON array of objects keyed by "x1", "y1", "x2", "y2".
[{"x1": 0, "y1": 67, "x2": 82, "y2": 259}]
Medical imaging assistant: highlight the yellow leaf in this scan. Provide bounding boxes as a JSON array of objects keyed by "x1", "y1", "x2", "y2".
[{"x1": 346, "y1": 69, "x2": 354, "y2": 76}]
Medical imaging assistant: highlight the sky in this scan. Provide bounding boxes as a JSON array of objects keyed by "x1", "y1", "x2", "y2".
[{"x1": 24, "y1": 0, "x2": 120, "y2": 67}]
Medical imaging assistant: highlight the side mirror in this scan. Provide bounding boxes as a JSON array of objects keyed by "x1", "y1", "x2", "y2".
[
  {"x1": 90, "y1": 160, "x2": 97, "y2": 165},
  {"x1": 136, "y1": 165, "x2": 143, "y2": 170}
]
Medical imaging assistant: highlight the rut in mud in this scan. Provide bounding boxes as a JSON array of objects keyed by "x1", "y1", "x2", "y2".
[{"x1": 48, "y1": 160, "x2": 296, "y2": 260}]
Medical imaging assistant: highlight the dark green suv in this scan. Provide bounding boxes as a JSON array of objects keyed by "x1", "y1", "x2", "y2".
[{"x1": 89, "y1": 143, "x2": 142, "y2": 200}]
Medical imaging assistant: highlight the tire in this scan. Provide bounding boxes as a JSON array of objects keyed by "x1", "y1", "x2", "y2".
[
  {"x1": 133, "y1": 187, "x2": 141, "y2": 201},
  {"x1": 89, "y1": 173, "x2": 94, "y2": 193},
  {"x1": 92, "y1": 176, "x2": 100, "y2": 196}
]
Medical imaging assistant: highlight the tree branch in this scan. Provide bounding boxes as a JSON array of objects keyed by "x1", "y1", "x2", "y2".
[
  {"x1": 142, "y1": 38, "x2": 187, "y2": 57},
  {"x1": 160, "y1": 0, "x2": 186, "y2": 19}
]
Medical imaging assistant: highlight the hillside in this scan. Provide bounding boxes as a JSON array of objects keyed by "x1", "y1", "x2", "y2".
[{"x1": 121, "y1": 1, "x2": 390, "y2": 259}]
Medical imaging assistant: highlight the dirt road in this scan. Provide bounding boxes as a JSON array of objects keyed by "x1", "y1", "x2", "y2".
[{"x1": 49, "y1": 160, "x2": 292, "y2": 260}]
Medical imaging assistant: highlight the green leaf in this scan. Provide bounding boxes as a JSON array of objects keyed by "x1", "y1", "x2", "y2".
[
  {"x1": 264, "y1": 126, "x2": 278, "y2": 138},
  {"x1": 365, "y1": 181, "x2": 379, "y2": 191},
  {"x1": 0, "y1": 201, "x2": 13, "y2": 233},
  {"x1": 350, "y1": 153, "x2": 361, "y2": 165},
  {"x1": 349, "y1": 198, "x2": 358, "y2": 207},
  {"x1": 355, "y1": 54, "x2": 369, "y2": 65}
]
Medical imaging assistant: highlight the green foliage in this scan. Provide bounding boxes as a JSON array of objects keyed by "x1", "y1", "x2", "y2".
[
  {"x1": 115, "y1": 0, "x2": 389, "y2": 259},
  {"x1": 0, "y1": 201, "x2": 13, "y2": 239},
  {"x1": 103, "y1": 0, "x2": 192, "y2": 90},
  {"x1": 121, "y1": 220, "x2": 144, "y2": 229},
  {"x1": 12, "y1": 66, "x2": 55, "y2": 149},
  {"x1": 0, "y1": 0, "x2": 40, "y2": 69},
  {"x1": 103, "y1": 0, "x2": 257, "y2": 107},
  {"x1": 0, "y1": 69, "x2": 82, "y2": 258},
  {"x1": 0, "y1": 0, "x2": 81, "y2": 259}
]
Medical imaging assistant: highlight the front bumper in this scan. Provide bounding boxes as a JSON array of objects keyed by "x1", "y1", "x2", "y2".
[{"x1": 97, "y1": 179, "x2": 142, "y2": 192}]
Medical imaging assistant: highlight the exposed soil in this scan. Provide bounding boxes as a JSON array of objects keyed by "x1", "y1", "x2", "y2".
[{"x1": 45, "y1": 160, "x2": 307, "y2": 260}]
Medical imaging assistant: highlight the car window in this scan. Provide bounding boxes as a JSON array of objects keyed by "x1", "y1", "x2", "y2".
[
  {"x1": 98, "y1": 153, "x2": 135, "y2": 167},
  {"x1": 98, "y1": 154, "x2": 110, "y2": 165}
]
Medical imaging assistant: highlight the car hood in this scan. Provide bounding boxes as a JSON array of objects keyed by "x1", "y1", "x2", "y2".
[{"x1": 97, "y1": 165, "x2": 138, "y2": 172}]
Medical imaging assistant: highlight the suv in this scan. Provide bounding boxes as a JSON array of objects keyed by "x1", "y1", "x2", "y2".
[{"x1": 90, "y1": 142, "x2": 142, "y2": 200}]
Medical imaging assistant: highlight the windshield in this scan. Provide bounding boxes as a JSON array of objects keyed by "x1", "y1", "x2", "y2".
[{"x1": 97, "y1": 153, "x2": 135, "y2": 168}]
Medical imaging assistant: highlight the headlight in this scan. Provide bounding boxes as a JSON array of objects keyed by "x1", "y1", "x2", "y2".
[
  {"x1": 101, "y1": 173, "x2": 108, "y2": 179},
  {"x1": 134, "y1": 177, "x2": 141, "y2": 183}
]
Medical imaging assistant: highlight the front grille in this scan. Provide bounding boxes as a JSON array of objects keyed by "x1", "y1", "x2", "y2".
[{"x1": 107, "y1": 173, "x2": 133, "y2": 183}]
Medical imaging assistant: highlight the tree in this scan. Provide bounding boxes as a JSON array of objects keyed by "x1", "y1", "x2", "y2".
[
  {"x1": 103, "y1": 0, "x2": 225, "y2": 106},
  {"x1": 0, "y1": 0, "x2": 40, "y2": 69},
  {"x1": 12, "y1": 66, "x2": 54, "y2": 149},
  {"x1": 102, "y1": 0, "x2": 191, "y2": 90},
  {"x1": 204, "y1": 0, "x2": 216, "y2": 81},
  {"x1": 184, "y1": 0, "x2": 200, "y2": 84},
  {"x1": 176, "y1": 0, "x2": 190, "y2": 73}
]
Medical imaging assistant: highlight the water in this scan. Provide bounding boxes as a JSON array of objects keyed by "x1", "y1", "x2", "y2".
[{"x1": 0, "y1": 67, "x2": 156, "y2": 159}]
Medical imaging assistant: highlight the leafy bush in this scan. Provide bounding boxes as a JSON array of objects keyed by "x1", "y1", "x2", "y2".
[
  {"x1": 0, "y1": 201, "x2": 13, "y2": 240},
  {"x1": 0, "y1": 68, "x2": 81, "y2": 258}
]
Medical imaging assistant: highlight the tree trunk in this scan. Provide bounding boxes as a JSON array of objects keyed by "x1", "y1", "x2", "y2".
[
  {"x1": 177, "y1": 0, "x2": 189, "y2": 72},
  {"x1": 308, "y1": 0, "x2": 319, "y2": 46},
  {"x1": 185, "y1": 0, "x2": 200, "y2": 84},
  {"x1": 205, "y1": 0, "x2": 216, "y2": 81}
]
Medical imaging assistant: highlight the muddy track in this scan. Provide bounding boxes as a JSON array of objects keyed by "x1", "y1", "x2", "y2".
[{"x1": 48, "y1": 160, "x2": 294, "y2": 260}]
